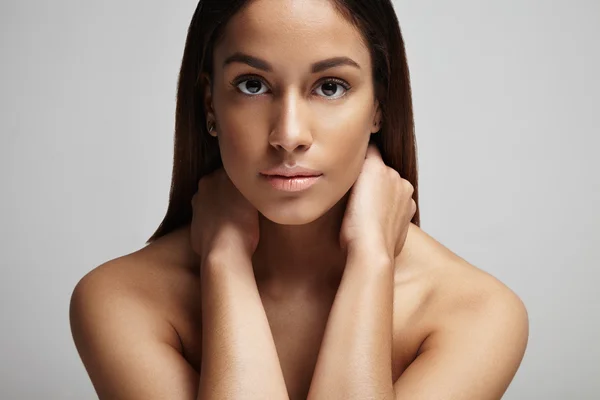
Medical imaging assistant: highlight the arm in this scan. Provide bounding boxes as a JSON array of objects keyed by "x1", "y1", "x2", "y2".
[
  {"x1": 197, "y1": 248, "x2": 289, "y2": 400},
  {"x1": 307, "y1": 249, "x2": 529, "y2": 400},
  {"x1": 307, "y1": 248, "x2": 396, "y2": 400},
  {"x1": 70, "y1": 252, "x2": 290, "y2": 400}
]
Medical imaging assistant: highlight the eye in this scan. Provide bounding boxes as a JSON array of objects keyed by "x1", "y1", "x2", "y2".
[
  {"x1": 234, "y1": 77, "x2": 269, "y2": 96},
  {"x1": 314, "y1": 79, "x2": 351, "y2": 100},
  {"x1": 231, "y1": 76, "x2": 351, "y2": 99}
]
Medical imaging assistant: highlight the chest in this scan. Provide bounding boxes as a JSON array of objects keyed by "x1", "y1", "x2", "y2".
[
  {"x1": 177, "y1": 286, "x2": 425, "y2": 400},
  {"x1": 261, "y1": 294, "x2": 334, "y2": 400}
]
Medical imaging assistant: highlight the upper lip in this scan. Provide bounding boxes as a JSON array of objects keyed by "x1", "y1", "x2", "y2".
[{"x1": 260, "y1": 165, "x2": 323, "y2": 177}]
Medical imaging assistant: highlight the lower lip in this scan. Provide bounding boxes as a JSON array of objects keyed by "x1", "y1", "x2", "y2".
[{"x1": 261, "y1": 174, "x2": 322, "y2": 192}]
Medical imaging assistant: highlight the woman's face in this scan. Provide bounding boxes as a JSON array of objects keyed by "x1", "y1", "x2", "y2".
[{"x1": 207, "y1": 0, "x2": 381, "y2": 225}]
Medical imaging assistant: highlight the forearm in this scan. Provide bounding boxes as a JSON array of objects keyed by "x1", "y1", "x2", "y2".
[
  {"x1": 197, "y1": 250, "x2": 289, "y2": 400},
  {"x1": 307, "y1": 248, "x2": 396, "y2": 400}
]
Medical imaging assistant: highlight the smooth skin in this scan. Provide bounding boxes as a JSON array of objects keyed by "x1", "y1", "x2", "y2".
[{"x1": 69, "y1": 0, "x2": 529, "y2": 399}]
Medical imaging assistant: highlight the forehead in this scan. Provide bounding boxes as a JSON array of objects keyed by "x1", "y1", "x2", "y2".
[{"x1": 215, "y1": 0, "x2": 371, "y2": 71}]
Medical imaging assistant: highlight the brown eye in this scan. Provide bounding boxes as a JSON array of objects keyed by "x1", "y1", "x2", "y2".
[
  {"x1": 237, "y1": 79, "x2": 268, "y2": 95},
  {"x1": 314, "y1": 79, "x2": 351, "y2": 99},
  {"x1": 321, "y1": 83, "x2": 338, "y2": 96}
]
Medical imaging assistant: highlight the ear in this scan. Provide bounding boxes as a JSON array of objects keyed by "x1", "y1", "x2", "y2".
[
  {"x1": 201, "y1": 72, "x2": 217, "y2": 137},
  {"x1": 371, "y1": 100, "x2": 382, "y2": 134}
]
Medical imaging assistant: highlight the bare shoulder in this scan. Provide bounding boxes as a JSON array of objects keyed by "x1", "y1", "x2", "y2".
[
  {"x1": 69, "y1": 225, "x2": 201, "y2": 398},
  {"x1": 397, "y1": 223, "x2": 528, "y2": 325},
  {"x1": 70, "y1": 224, "x2": 199, "y2": 341},
  {"x1": 391, "y1": 223, "x2": 529, "y2": 397}
]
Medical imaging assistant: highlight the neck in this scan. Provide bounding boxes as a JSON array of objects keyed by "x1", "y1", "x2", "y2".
[{"x1": 252, "y1": 194, "x2": 350, "y2": 296}]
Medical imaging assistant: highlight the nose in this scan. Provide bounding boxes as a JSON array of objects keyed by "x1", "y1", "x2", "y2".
[{"x1": 268, "y1": 90, "x2": 313, "y2": 153}]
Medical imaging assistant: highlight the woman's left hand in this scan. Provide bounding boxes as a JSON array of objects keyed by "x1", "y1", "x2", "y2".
[{"x1": 340, "y1": 144, "x2": 417, "y2": 261}]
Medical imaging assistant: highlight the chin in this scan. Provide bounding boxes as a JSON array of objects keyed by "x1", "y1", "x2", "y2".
[
  {"x1": 233, "y1": 173, "x2": 351, "y2": 226},
  {"x1": 257, "y1": 203, "x2": 326, "y2": 225}
]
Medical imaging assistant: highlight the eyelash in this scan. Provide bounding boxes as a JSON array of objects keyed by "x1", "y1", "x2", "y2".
[{"x1": 230, "y1": 74, "x2": 352, "y2": 99}]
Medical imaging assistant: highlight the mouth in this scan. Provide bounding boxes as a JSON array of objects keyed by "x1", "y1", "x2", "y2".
[{"x1": 260, "y1": 174, "x2": 322, "y2": 192}]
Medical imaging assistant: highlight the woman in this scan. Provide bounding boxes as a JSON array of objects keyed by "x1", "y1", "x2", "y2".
[{"x1": 69, "y1": 0, "x2": 529, "y2": 399}]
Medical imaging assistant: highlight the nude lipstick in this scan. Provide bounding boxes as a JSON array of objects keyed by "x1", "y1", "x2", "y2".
[{"x1": 259, "y1": 165, "x2": 323, "y2": 192}]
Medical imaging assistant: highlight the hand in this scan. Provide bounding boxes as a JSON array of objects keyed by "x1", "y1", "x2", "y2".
[
  {"x1": 190, "y1": 168, "x2": 260, "y2": 263},
  {"x1": 340, "y1": 144, "x2": 416, "y2": 260}
]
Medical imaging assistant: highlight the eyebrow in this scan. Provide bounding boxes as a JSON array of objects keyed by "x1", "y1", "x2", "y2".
[{"x1": 223, "y1": 52, "x2": 361, "y2": 73}]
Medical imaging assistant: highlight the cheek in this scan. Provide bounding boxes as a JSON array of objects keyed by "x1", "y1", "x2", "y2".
[
  {"x1": 315, "y1": 104, "x2": 371, "y2": 179},
  {"x1": 329, "y1": 136, "x2": 369, "y2": 198},
  {"x1": 216, "y1": 128, "x2": 262, "y2": 209},
  {"x1": 212, "y1": 85, "x2": 264, "y2": 171},
  {"x1": 215, "y1": 111, "x2": 265, "y2": 175}
]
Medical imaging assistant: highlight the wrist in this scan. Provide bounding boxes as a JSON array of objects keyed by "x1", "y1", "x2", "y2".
[
  {"x1": 347, "y1": 234, "x2": 391, "y2": 260},
  {"x1": 201, "y1": 246, "x2": 254, "y2": 279},
  {"x1": 203, "y1": 240, "x2": 251, "y2": 263},
  {"x1": 198, "y1": 230, "x2": 253, "y2": 260},
  {"x1": 346, "y1": 244, "x2": 393, "y2": 272},
  {"x1": 215, "y1": 227, "x2": 257, "y2": 254}
]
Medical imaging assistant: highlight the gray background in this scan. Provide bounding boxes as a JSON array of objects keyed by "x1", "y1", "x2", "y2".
[{"x1": 1, "y1": 0, "x2": 598, "y2": 398}]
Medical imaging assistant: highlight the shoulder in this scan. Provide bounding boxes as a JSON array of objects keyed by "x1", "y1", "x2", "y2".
[
  {"x1": 424, "y1": 256, "x2": 529, "y2": 357},
  {"x1": 391, "y1": 223, "x2": 529, "y2": 398},
  {"x1": 396, "y1": 223, "x2": 528, "y2": 322},
  {"x1": 70, "y1": 229, "x2": 187, "y2": 342},
  {"x1": 69, "y1": 224, "x2": 199, "y2": 342},
  {"x1": 397, "y1": 223, "x2": 528, "y2": 338},
  {"x1": 68, "y1": 225, "x2": 201, "y2": 397}
]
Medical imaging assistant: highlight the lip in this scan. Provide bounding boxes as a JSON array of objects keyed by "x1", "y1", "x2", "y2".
[
  {"x1": 260, "y1": 165, "x2": 323, "y2": 178},
  {"x1": 261, "y1": 175, "x2": 322, "y2": 192}
]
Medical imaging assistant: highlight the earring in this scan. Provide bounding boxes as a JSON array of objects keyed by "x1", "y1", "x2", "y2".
[{"x1": 207, "y1": 120, "x2": 217, "y2": 136}]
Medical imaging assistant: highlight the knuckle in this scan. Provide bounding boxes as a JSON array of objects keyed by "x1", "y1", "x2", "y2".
[
  {"x1": 387, "y1": 167, "x2": 401, "y2": 180},
  {"x1": 402, "y1": 179, "x2": 414, "y2": 193}
]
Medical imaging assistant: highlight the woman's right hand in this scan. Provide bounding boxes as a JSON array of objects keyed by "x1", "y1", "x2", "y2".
[{"x1": 190, "y1": 168, "x2": 260, "y2": 264}]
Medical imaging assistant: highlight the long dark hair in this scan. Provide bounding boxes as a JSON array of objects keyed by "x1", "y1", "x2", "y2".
[{"x1": 148, "y1": 0, "x2": 419, "y2": 243}]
